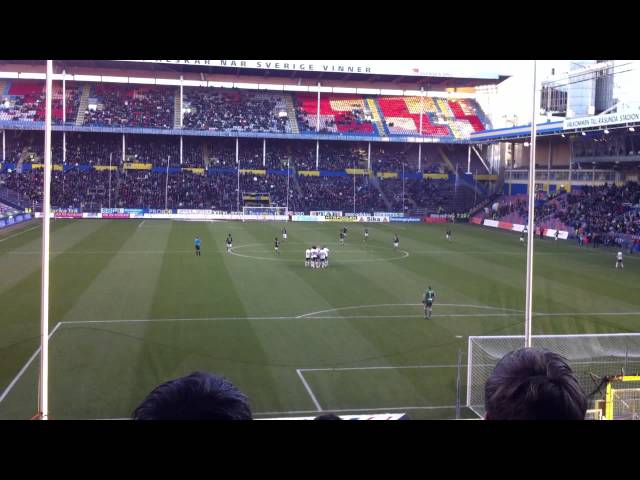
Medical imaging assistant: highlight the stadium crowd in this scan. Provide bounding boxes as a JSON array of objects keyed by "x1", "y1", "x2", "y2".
[
  {"x1": 83, "y1": 85, "x2": 175, "y2": 129},
  {"x1": 183, "y1": 88, "x2": 290, "y2": 133}
]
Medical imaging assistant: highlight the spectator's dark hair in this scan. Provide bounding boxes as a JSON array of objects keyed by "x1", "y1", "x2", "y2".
[
  {"x1": 132, "y1": 371, "x2": 252, "y2": 420},
  {"x1": 313, "y1": 413, "x2": 342, "y2": 420},
  {"x1": 485, "y1": 347, "x2": 587, "y2": 420}
]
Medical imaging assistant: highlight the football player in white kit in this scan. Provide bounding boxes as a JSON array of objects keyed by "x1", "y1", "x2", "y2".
[
  {"x1": 318, "y1": 246, "x2": 327, "y2": 268},
  {"x1": 616, "y1": 251, "x2": 624, "y2": 269},
  {"x1": 322, "y1": 246, "x2": 330, "y2": 267},
  {"x1": 305, "y1": 247, "x2": 311, "y2": 268},
  {"x1": 311, "y1": 246, "x2": 318, "y2": 268}
]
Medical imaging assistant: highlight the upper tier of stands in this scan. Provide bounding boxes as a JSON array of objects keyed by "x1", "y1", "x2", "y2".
[
  {"x1": 183, "y1": 88, "x2": 291, "y2": 133},
  {"x1": 0, "y1": 80, "x2": 81, "y2": 123},
  {"x1": 84, "y1": 83, "x2": 175, "y2": 129},
  {"x1": 0, "y1": 80, "x2": 490, "y2": 139},
  {"x1": 294, "y1": 93, "x2": 377, "y2": 135}
]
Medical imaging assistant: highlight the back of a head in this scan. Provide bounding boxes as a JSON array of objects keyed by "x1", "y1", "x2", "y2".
[
  {"x1": 314, "y1": 413, "x2": 343, "y2": 420},
  {"x1": 484, "y1": 347, "x2": 587, "y2": 420},
  {"x1": 132, "y1": 371, "x2": 252, "y2": 420}
]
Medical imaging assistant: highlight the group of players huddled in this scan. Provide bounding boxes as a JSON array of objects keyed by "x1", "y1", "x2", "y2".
[{"x1": 305, "y1": 245, "x2": 330, "y2": 268}]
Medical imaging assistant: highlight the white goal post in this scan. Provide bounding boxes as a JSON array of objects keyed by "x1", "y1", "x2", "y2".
[
  {"x1": 466, "y1": 333, "x2": 640, "y2": 419},
  {"x1": 241, "y1": 206, "x2": 288, "y2": 222}
]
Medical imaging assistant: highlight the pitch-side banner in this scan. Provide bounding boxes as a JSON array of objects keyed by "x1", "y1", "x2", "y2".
[{"x1": 311, "y1": 211, "x2": 342, "y2": 217}]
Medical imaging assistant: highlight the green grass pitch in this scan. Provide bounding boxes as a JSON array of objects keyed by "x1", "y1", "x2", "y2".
[{"x1": 0, "y1": 219, "x2": 638, "y2": 419}]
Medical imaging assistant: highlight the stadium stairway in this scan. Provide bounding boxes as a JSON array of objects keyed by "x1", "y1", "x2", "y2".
[
  {"x1": 173, "y1": 90, "x2": 182, "y2": 128},
  {"x1": 436, "y1": 146, "x2": 456, "y2": 173},
  {"x1": 367, "y1": 98, "x2": 388, "y2": 136},
  {"x1": 283, "y1": 95, "x2": 300, "y2": 134},
  {"x1": 75, "y1": 84, "x2": 91, "y2": 125},
  {"x1": 290, "y1": 163, "x2": 304, "y2": 200},
  {"x1": 370, "y1": 175, "x2": 394, "y2": 211}
]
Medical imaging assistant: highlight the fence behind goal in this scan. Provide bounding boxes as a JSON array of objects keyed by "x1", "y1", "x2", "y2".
[{"x1": 467, "y1": 333, "x2": 640, "y2": 419}]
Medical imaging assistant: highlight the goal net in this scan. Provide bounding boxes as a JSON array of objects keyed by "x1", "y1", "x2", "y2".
[
  {"x1": 467, "y1": 333, "x2": 640, "y2": 419},
  {"x1": 605, "y1": 376, "x2": 640, "y2": 420},
  {"x1": 242, "y1": 206, "x2": 287, "y2": 222}
]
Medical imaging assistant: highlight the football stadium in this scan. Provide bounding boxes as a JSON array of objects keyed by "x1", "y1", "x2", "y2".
[{"x1": 0, "y1": 60, "x2": 639, "y2": 420}]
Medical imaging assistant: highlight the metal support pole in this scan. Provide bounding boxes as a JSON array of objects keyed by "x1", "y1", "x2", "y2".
[
  {"x1": 263, "y1": 138, "x2": 266, "y2": 167},
  {"x1": 108, "y1": 153, "x2": 112, "y2": 209},
  {"x1": 122, "y1": 133, "x2": 125, "y2": 165},
  {"x1": 524, "y1": 60, "x2": 538, "y2": 348},
  {"x1": 236, "y1": 137, "x2": 240, "y2": 212},
  {"x1": 286, "y1": 157, "x2": 290, "y2": 214},
  {"x1": 62, "y1": 69, "x2": 66, "y2": 164},
  {"x1": 367, "y1": 142, "x2": 371, "y2": 170},
  {"x1": 316, "y1": 140, "x2": 319, "y2": 170},
  {"x1": 455, "y1": 349, "x2": 462, "y2": 420},
  {"x1": 402, "y1": 162, "x2": 405, "y2": 213},
  {"x1": 467, "y1": 145, "x2": 471, "y2": 174},
  {"x1": 419, "y1": 88, "x2": 424, "y2": 135},
  {"x1": 316, "y1": 83, "x2": 321, "y2": 133},
  {"x1": 38, "y1": 60, "x2": 53, "y2": 420},
  {"x1": 418, "y1": 143, "x2": 422, "y2": 172},
  {"x1": 2, "y1": 129, "x2": 5, "y2": 162},
  {"x1": 353, "y1": 160, "x2": 356, "y2": 214},
  {"x1": 569, "y1": 138, "x2": 573, "y2": 188},
  {"x1": 180, "y1": 135, "x2": 183, "y2": 165},
  {"x1": 179, "y1": 75, "x2": 183, "y2": 129},
  {"x1": 165, "y1": 156, "x2": 170, "y2": 210}
]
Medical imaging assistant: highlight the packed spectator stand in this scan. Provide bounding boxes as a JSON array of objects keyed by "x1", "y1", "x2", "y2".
[{"x1": 0, "y1": 78, "x2": 495, "y2": 214}]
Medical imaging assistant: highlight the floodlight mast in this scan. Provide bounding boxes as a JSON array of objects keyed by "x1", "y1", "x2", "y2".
[
  {"x1": 524, "y1": 60, "x2": 537, "y2": 348},
  {"x1": 38, "y1": 60, "x2": 53, "y2": 420}
]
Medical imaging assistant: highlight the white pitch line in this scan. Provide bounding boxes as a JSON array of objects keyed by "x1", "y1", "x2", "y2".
[
  {"x1": 58, "y1": 309, "x2": 640, "y2": 326},
  {"x1": 296, "y1": 369, "x2": 322, "y2": 412},
  {"x1": 0, "y1": 224, "x2": 40, "y2": 243},
  {"x1": 0, "y1": 322, "x2": 62, "y2": 404},
  {"x1": 252, "y1": 405, "x2": 459, "y2": 416},
  {"x1": 300, "y1": 364, "x2": 459, "y2": 372},
  {"x1": 297, "y1": 303, "x2": 524, "y2": 318},
  {"x1": 229, "y1": 243, "x2": 410, "y2": 264},
  {"x1": 138, "y1": 220, "x2": 146, "y2": 228},
  {"x1": 59, "y1": 312, "x2": 522, "y2": 325},
  {"x1": 95, "y1": 404, "x2": 462, "y2": 419}
]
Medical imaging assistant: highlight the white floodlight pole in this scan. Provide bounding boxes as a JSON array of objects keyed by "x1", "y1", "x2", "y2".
[
  {"x1": 524, "y1": 60, "x2": 538, "y2": 348},
  {"x1": 39, "y1": 60, "x2": 53, "y2": 420},
  {"x1": 263, "y1": 138, "x2": 266, "y2": 167},
  {"x1": 2, "y1": 129, "x2": 5, "y2": 162}
]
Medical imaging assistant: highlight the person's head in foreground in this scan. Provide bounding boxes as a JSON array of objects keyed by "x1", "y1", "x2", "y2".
[
  {"x1": 484, "y1": 347, "x2": 587, "y2": 420},
  {"x1": 314, "y1": 413, "x2": 342, "y2": 420},
  {"x1": 132, "y1": 371, "x2": 252, "y2": 420}
]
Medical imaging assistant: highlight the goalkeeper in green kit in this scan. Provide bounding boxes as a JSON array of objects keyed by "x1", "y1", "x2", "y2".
[{"x1": 423, "y1": 286, "x2": 436, "y2": 319}]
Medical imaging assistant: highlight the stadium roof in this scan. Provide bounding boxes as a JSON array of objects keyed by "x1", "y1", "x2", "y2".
[
  {"x1": 4, "y1": 60, "x2": 510, "y2": 89},
  {"x1": 470, "y1": 122, "x2": 564, "y2": 142}
]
